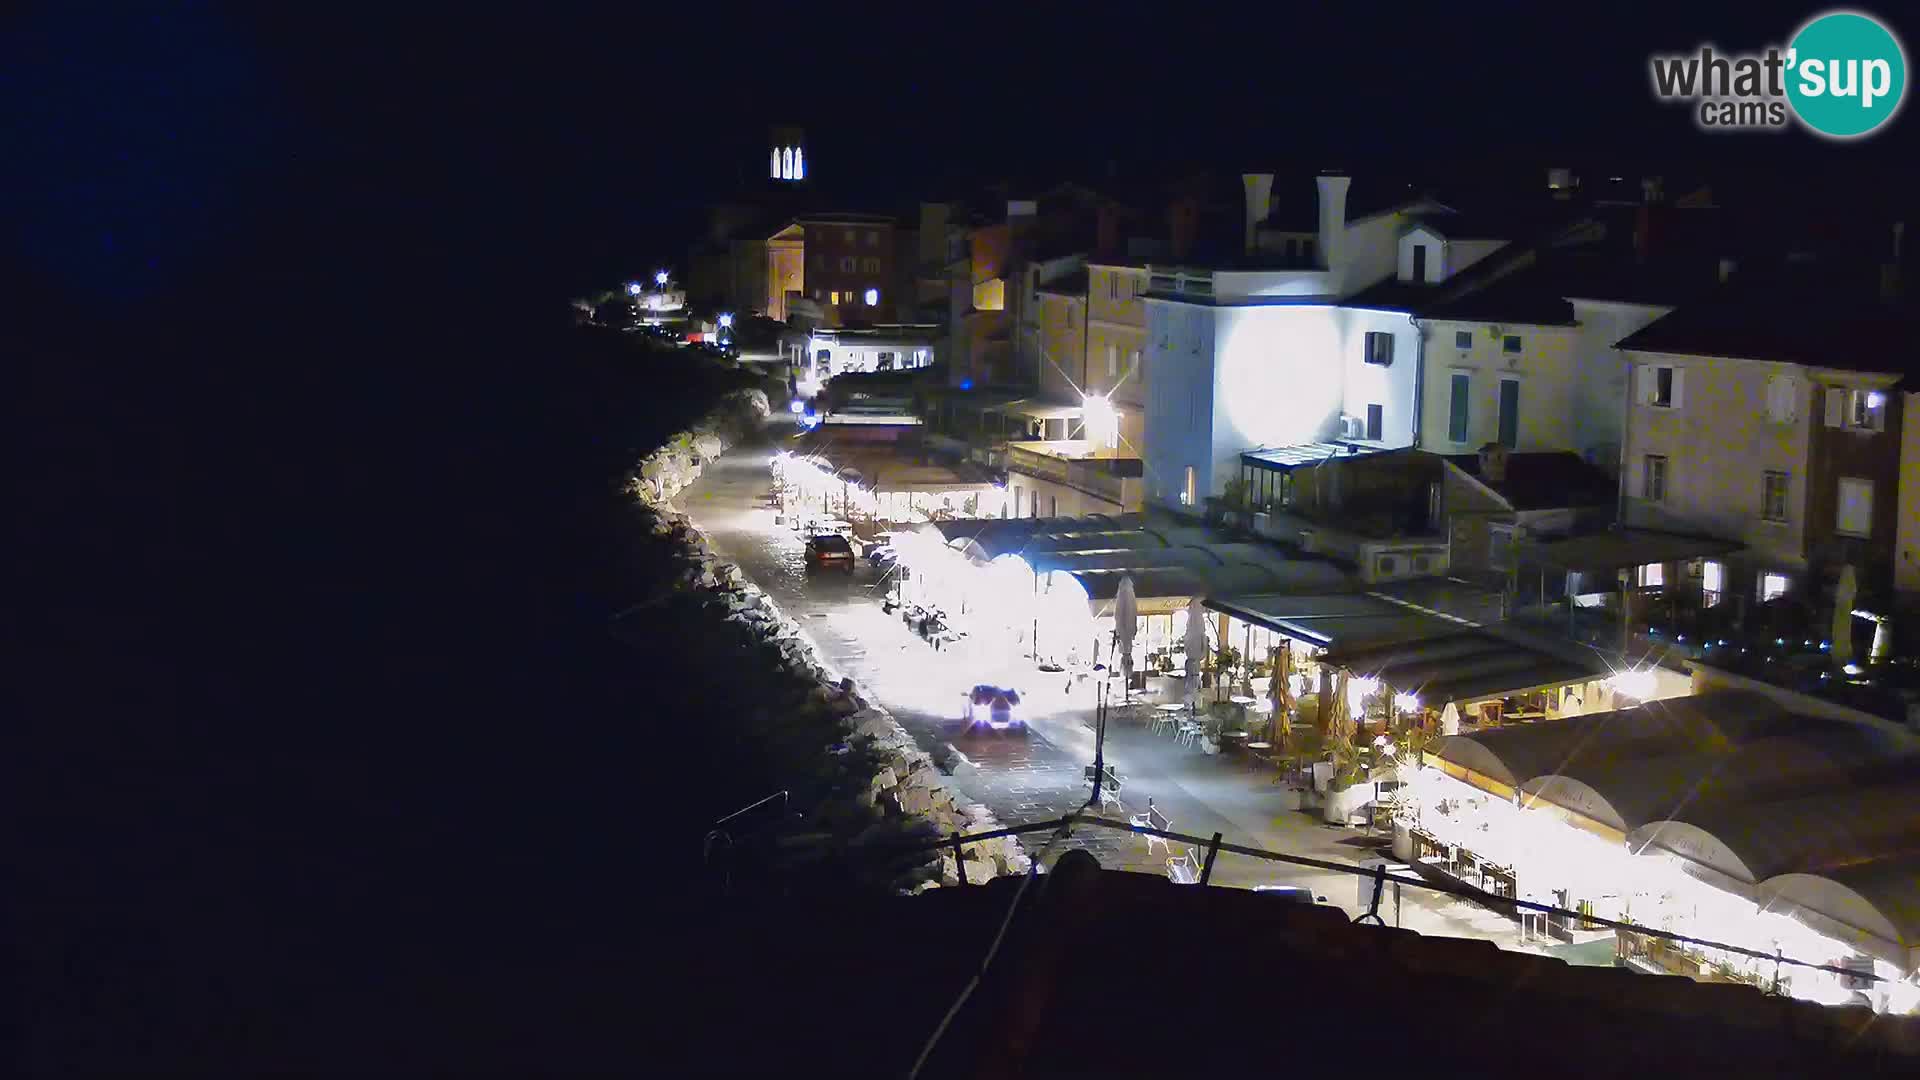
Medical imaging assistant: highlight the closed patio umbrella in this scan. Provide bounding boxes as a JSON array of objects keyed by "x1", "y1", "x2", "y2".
[
  {"x1": 1183, "y1": 596, "x2": 1207, "y2": 710},
  {"x1": 1831, "y1": 564, "x2": 1858, "y2": 666},
  {"x1": 1115, "y1": 575, "x2": 1138, "y2": 702},
  {"x1": 1269, "y1": 641, "x2": 1294, "y2": 745}
]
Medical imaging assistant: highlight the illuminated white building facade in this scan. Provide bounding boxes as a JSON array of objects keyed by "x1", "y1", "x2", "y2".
[{"x1": 1143, "y1": 174, "x2": 1444, "y2": 511}]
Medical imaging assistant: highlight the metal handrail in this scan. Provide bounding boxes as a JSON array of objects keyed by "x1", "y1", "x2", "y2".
[{"x1": 899, "y1": 809, "x2": 1894, "y2": 987}]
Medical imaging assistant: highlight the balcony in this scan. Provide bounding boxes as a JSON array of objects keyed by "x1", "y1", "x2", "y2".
[{"x1": 1006, "y1": 441, "x2": 1143, "y2": 506}]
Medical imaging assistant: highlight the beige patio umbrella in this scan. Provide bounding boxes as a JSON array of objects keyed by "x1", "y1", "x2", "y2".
[{"x1": 1268, "y1": 641, "x2": 1295, "y2": 746}]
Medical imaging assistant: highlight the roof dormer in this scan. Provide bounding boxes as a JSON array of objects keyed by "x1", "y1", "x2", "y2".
[{"x1": 1398, "y1": 224, "x2": 1448, "y2": 284}]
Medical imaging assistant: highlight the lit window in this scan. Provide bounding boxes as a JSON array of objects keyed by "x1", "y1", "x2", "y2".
[
  {"x1": 1183, "y1": 466, "x2": 1196, "y2": 507},
  {"x1": 1762, "y1": 471, "x2": 1789, "y2": 522},
  {"x1": 864, "y1": 288, "x2": 879, "y2": 306},
  {"x1": 830, "y1": 291, "x2": 840, "y2": 305},
  {"x1": 1701, "y1": 560, "x2": 1725, "y2": 603},
  {"x1": 792, "y1": 148, "x2": 804, "y2": 179},
  {"x1": 1637, "y1": 563, "x2": 1664, "y2": 588},
  {"x1": 1760, "y1": 573, "x2": 1789, "y2": 601},
  {"x1": 1106, "y1": 344, "x2": 1118, "y2": 377}
]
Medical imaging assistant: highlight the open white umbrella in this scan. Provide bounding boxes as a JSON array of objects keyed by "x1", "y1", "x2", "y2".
[
  {"x1": 1114, "y1": 575, "x2": 1139, "y2": 702},
  {"x1": 1438, "y1": 701, "x2": 1461, "y2": 736},
  {"x1": 1183, "y1": 596, "x2": 1207, "y2": 709}
]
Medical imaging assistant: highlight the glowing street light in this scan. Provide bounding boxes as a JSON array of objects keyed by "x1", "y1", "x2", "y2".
[
  {"x1": 655, "y1": 270, "x2": 670, "y2": 288},
  {"x1": 718, "y1": 312, "x2": 734, "y2": 329},
  {"x1": 1082, "y1": 393, "x2": 1119, "y2": 448},
  {"x1": 626, "y1": 281, "x2": 642, "y2": 296}
]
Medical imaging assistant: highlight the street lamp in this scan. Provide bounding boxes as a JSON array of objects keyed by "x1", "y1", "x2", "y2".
[
  {"x1": 655, "y1": 270, "x2": 670, "y2": 289},
  {"x1": 626, "y1": 281, "x2": 642, "y2": 296},
  {"x1": 718, "y1": 312, "x2": 733, "y2": 329}
]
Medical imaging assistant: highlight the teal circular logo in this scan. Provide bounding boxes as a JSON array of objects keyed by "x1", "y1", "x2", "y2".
[{"x1": 1787, "y1": 11, "x2": 1907, "y2": 138}]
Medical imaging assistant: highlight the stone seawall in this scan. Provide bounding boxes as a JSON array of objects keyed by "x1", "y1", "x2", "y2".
[{"x1": 624, "y1": 393, "x2": 1030, "y2": 889}]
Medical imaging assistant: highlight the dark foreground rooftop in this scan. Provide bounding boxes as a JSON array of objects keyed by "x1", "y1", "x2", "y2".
[{"x1": 682, "y1": 850, "x2": 1920, "y2": 1078}]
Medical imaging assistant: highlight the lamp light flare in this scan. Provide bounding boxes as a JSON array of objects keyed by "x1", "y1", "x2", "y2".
[{"x1": 1608, "y1": 668, "x2": 1658, "y2": 701}]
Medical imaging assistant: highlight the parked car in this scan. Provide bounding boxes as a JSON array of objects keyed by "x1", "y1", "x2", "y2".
[
  {"x1": 804, "y1": 534, "x2": 856, "y2": 571},
  {"x1": 963, "y1": 685, "x2": 1024, "y2": 730}
]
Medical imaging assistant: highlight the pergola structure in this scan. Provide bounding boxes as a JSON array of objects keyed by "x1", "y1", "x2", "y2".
[{"x1": 1418, "y1": 690, "x2": 1920, "y2": 983}]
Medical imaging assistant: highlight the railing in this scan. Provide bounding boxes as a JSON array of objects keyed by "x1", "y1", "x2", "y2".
[
  {"x1": 1005, "y1": 446, "x2": 1140, "y2": 505},
  {"x1": 884, "y1": 810, "x2": 1889, "y2": 988}
]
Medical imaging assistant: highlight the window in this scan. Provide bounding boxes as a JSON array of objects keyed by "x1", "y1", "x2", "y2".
[
  {"x1": 1454, "y1": 330, "x2": 1473, "y2": 349},
  {"x1": 865, "y1": 230, "x2": 879, "y2": 246},
  {"x1": 839, "y1": 256, "x2": 855, "y2": 272},
  {"x1": 1498, "y1": 378, "x2": 1520, "y2": 448},
  {"x1": 862, "y1": 257, "x2": 880, "y2": 273},
  {"x1": 1502, "y1": 335, "x2": 1522, "y2": 354},
  {"x1": 1106, "y1": 343, "x2": 1118, "y2": 377},
  {"x1": 1051, "y1": 495, "x2": 1058, "y2": 517},
  {"x1": 1643, "y1": 454, "x2": 1668, "y2": 502},
  {"x1": 829, "y1": 290, "x2": 841, "y2": 305},
  {"x1": 1129, "y1": 349, "x2": 1141, "y2": 376},
  {"x1": 1760, "y1": 572, "x2": 1789, "y2": 602},
  {"x1": 1637, "y1": 365, "x2": 1682, "y2": 408},
  {"x1": 1107, "y1": 273, "x2": 1118, "y2": 300},
  {"x1": 1637, "y1": 563, "x2": 1665, "y2": 588},
  {"x1": 1836, "y1": 477, "x2": 1874, "y2": 537},
  {"x1": 844, "y1": 229, "x2": 856, "y2": 244},
  {"x1": 1702, "y1": 560, "x2": 1725, "y2": 605},
  {"x1": 1183, "y1": 466, "x2": 1196, "y2": 507},
  {"x1": 1825, "y1": 387, "x2": 1888, "y2": 432},
  {"x1": 1447, "y1": 372, "x2": 1471, "y2": 442},
  {"x1": 1365, "y1": 403, "x2": 1384, "y2": 441},
  {"x1": 1364, "y1": 331, "x2": 1394, "y2": 366},
  {"x1": 1762, "y1": 470, "x2": 1790, "y2": 522},
  {"x1": 1411, "y1": 245, "x2": 1428, "y2": 282},
  {"x1": 1765, "y1": 374, "x2": 1799, "y2": 423}
]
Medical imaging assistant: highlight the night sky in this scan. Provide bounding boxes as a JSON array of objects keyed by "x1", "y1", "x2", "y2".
[{"x1": 7, "y1": 2, "x2": 1915, "y2": 1071}]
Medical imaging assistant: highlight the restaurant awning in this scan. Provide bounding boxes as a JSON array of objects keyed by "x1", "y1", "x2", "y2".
[
  {"x1": 1206, "y1": 592, "x2": 1452, "y2": 649},
  {"x1": 1319, "y1": 629, "x2": 1608, "y2": 706},
  {"x1": 1517, "y1": 528, "x2": 1743, "y2": 574}
]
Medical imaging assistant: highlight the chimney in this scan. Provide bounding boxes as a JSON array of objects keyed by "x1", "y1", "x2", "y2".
[
  {"x1": 1241, "y1": 173, "x2": 1274, "y2": 254},
  {"x1": 1478, "y1": 442, "x2": 1509, "y2": 486},
  {"x1": 1717, "y1": 257, "x2": 1737, "y2": 284},
  {"x1": 1316, "y1": 173, "x2": 1351, "y2": 273}
]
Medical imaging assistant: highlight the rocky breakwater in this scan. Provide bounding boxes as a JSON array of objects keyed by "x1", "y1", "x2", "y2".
[{"x1": 621, "y1": 392, "x2": 1029, "y2": 890}]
